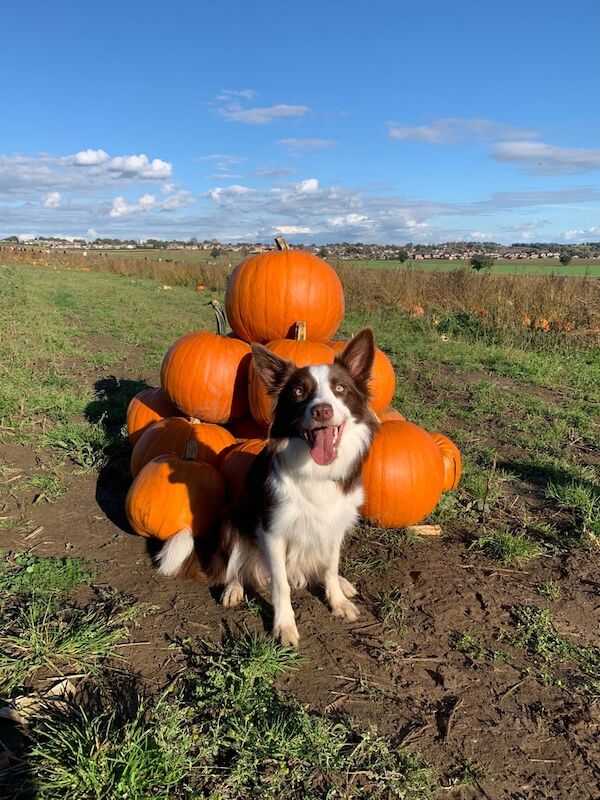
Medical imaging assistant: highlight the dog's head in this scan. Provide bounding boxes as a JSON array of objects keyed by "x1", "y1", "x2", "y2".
[{"x1": 251, "y1": 328, "x2": 376, "y2": 467}]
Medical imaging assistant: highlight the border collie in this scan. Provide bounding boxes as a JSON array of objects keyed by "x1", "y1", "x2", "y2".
[{"x1": 156, "y1": 328, "x2": 378, "y2": 647}]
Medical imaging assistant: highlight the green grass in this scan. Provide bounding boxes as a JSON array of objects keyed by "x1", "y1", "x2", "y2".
[
  {"x1": 512, "y1": 606, "x2": 600, "y2": 694},
  {"x1": 27, "y1": 699, "x2": 196, "y2": 800},
  {"x1": 0, "y1": 553, "x2": 135, "y2": 697},
  {"x1": 375, "y1": 588, "x2": 407, "y2": 634},
  {"x1": 471, "y1": 529, "x2": 545, "y2": 565}
]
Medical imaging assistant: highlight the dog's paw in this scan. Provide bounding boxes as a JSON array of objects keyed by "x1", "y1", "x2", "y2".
[
  {"x1": 221, "y1": 582, "x2": 244, "y2": 608},
  {"x1": 273, "y1": 617, "x2": 300, "y2": 648},
  {"x1": 331, "y1": 598, "x2": 360, "y2": 622},
  {"x1": 338, "y1": 576, "x2": 358, "y2": 599}
]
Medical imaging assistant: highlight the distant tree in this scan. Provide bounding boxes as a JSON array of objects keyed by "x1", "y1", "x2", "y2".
[
  {"x1": 210, "y1": 247, "x2": 221, "y2": 259},
  {"x1": 318, "y1": 246, "x2": 328, "y2": 258},
  {"x1": 470, "y1": 254, "x2": 495, "y2": 272},
  {"x1": 559, "y1": 251, "x2": 573, "y2": 266},
  {"x1": 397, "y1": 248, "x2": 409, "y2": 263}
]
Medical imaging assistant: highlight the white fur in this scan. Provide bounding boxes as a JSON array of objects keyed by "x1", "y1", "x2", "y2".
[
  {"x1": 221, "y1": 365, "x2": 373, "y2": 646},
  {"x1": 155, "y1": 528, "x2": 194, "y2": 576}
]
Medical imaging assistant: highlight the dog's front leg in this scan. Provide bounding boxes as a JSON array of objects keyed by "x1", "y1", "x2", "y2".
[
  {"x1": 262, "y1": 532, "x2": 299, "y2": 647},
  {"x1": 324, "y1": 538, "x2": 359, "y2": 621}
]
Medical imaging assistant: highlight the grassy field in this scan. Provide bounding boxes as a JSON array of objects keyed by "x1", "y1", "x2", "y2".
[
  {"x1": 0, "y1": 258, "x2": 599, "y2": 798},
  {"x1": 8, "y1": 244, "x2": 600, "y2": 276}
]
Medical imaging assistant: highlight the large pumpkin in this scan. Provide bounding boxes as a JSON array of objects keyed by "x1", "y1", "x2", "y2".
[
  {"x1": 219, "y1": 438, "x2": 267, "y2": 502},
  {"x1": 249, "y1": 322, "x2": 335, "y2": 427},
  {"x1": 431, "y1": 432, "x2": 462, "y2": 492},
  {"x1": 126, "y1": 387, "x2": 178, "y2": 446},
  {"x1": 329, "y1": 341, "x2": 395, "y2": 415},
  {"x1": 125, "y1": 442, "x2": 225, "y2": 540},
  {"x1": 227, "y1": 415, "x2": 269, "y2": 442},
  {"x1": 225, "y1": 237, "x2": 345, "y2": 344},
  {"x1": 130, "y1": 416, "x2": 235, "y2": 477},
  {"x1": 161, "y1": 301, "x2": 251, "y2": 423},
  {"x1": 361, "y1": 420, "x2": 445, "y2": 527}
]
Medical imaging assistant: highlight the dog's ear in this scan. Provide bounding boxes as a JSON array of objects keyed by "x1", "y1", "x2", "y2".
[
  {"x1": 251, "y1": 344, "x2": 295, "y2": 396},
  {"x1": 335, "y1": 328, "x2": 375, "y2": 385}
]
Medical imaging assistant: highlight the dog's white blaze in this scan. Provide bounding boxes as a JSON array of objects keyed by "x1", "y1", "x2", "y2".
[{"x1": 306, "y1": 365, "x2": 348, "y2": 427}]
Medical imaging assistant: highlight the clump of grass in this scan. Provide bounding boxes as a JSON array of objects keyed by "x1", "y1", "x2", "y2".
[
  {"x1": 450, "y1": 631, "x2": 506, "y2": 663},
  {"x1": 27, "y1": 698, "x2": 195, "y2": 800},
  {"x1": 27, "y1": 472, "x2": 68, "y2": 502},
  {"x1": 182, "y1": 632, "x2": 434, "y2": 798},
  {"x1": 546, "y1": 480, "x2": 600, "y2": 542},
  {"x1": 471, "y1": 529, "x2": 544, "y2": 565},
  {"x1": 512, "y1": 605, "x2": 600, "y2": 694},
  {"x1": 376, "y1": 588, "x2": 407, "y2": 634},
  {"x1": 0, "y1": 595, "x2": 137, "y2": 695},
  {"x1": 44, "y1": 421, "x2": 112, "y2": 472},
  {"x1": 536, "y1": 580, "x2": 561, "y2": 600},
  {"x1": 0, "y1": 552, "x2": 93, "y2": 598},
  {"x1": 450, "y1": 757, "x2": 486, "y2": 786}
]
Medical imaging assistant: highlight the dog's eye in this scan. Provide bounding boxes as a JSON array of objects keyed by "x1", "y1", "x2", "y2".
[
  {"x1": 334, "y1": 384, "x2": 346, "y2": 394},
  {"x1": 293, "y1": 386, "x2": 305, "y2": 398}
]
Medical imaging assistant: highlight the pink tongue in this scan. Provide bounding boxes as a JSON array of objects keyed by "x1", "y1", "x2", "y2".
[{"x1": 310, "y1": 427, "x2": 336, "y2": 466}]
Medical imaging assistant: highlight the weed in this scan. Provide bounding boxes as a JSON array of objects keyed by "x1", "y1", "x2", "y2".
[
  {"x1": 471, "y1": 529, "x2": 544, "y2": 565},
  {"x1": 0, "y1": 552, "x2": 93, "y2": 598},
  {"x1": 376, "y1": 588, "x2": 407, "y2": 634},
  {"x1": 27, "y1": 698, "x2": 195, "y2": 800},
  {"x1": 27, "y1": 472, "x2": 68, "y2": 502},
  {"x1": 536, "y1": 580, "x2": 561, "y2": 600},
  {"x1": 546, "y1": 480, "x2": 600, "y2": 541}
]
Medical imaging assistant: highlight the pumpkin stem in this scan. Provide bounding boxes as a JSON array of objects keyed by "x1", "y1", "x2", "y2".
[
  {"x1": 210, "y1": 300, "x2": 227, "y2": 336},
  {"x1": 274, "y1": 236, "x2": 290, "y2": 251},
  {"x1": 294, "y1": 321, "x2": 307, "y2": 341},
  {"x1": 183, "y1": 438, "x2": 198, "y2": 461},
  {"x1": 188, "y1": 417, "x2": 202, "y2": 425}
]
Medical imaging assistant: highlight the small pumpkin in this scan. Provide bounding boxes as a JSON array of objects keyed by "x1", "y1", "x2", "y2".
[
  {"x1": 431, "y1": 432, "x2": 462, "y2": 492},
  {"x1": 219, "y1": 438, "x2": 267, "y2": 502},
  {"x1": 130, "y1": 416, "x2": 236, "y2": 477},
  {"x1": 125, "y1": 441, "x2": 225, "y2": 540},
  {"x1": 361, "y1": 420, "x2": 445, "y2": 528},
  {"x1": 225, "y1": 237, "x2": 345, "y2": 344},
  {"x1": 126, "y1": 387, "x2": 178, "y2": 446},
  {"x1": 378, "y1": 406, "x2": 405, "y2": 423},
  {"x1": 249, "y1": 322, "x2": 335, "y2": 427},
  {"x1": 329, "y1": 340, "x2": 395, "y2": 415},
  {"x1": 161, "y1": 301, "x2": 251, "y2": 423}
]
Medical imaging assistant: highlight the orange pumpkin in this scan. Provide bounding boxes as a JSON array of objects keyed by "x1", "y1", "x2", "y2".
[
  {"x1": 225, "y1": 237, "x2": 345, "y2": 344},
  {"x1": 125, "y1": 442, "x2": 225, "y2": 540},
  {"x1": 378, "y1": 406, "x2": 405, "y2": 423},
  {"x1": 227, "y1": 415, "x2": 269, "y2": 442},
  {"x1": 126, "y1": 387, "x2": 178, "y2": 446},
  {"x1": 329, "y1": 340, "x2": 395, "y2": 415},
  {"x1": 219, "y1": 438, "x2": 267, "y2": 502},
  {"x1": 130, "y1": 416, "x2": 236, "y2": 477},
  {"x1": 161, "y1": 301, "x2": 251, "y2": 423},
  {"x1": 249, "y1": 322, "x2": 335, "y2": 427},
  {"x1": 431, "y1": 432, "x2": 462, "y2": 492},
  {"x1": 361, "y1": 421, "x2": 444, "y2": 528}
]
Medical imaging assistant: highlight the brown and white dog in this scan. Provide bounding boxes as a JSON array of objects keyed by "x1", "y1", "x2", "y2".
[{"x1": 156, "y1": 328, "x2": 378, "y2": 646}]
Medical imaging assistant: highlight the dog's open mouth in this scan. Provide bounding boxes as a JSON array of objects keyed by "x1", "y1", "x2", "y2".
[{"x1": 302, "y1": 422, "x2": 345, "y2": 466}]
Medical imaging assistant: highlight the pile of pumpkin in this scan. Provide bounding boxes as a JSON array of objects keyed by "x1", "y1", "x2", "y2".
[{"x1": 125, "y1": 237, "x2": 461, "y2": 543}]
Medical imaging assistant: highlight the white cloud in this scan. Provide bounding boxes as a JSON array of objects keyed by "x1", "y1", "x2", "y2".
[
  {"x1": 253, "y1": 166, "x2": 295, "y2": 178},
  {"x1": 328, "y1": 213, "x2": 375, "y2": 232},
  {"x1": 162, "y1": 182, "x2": 177, "y2": 194},
  {"x1": 563, "y1": 226, "x2": 600, "y2": 240},
  {"x1": 275, "y1": 225, "x2": 312, "y2": 234},
  {"x1": 216, "y1": 89, "x2": 257, "y2": 100},
  {"x1": 42, "y1": 191, "x2": 61, "y2": 208},
  {"x1": 277, "y1": 138, "x2": 337, "y2": 154},
  {"x1": 160, "y1": 191, "x2": 196, "y2": 211},
  {"x1": 107, "y1": 154, "x2": 172, "y2": 179},
  {"x1": 218, "y1": 103, "x2": 309, "y2": 124},
  {"x1": 208, "y1": 184, "x2": 252, "y2": 203},
  {"x1": 297, "y1": 178, "x2": 319, "y2": 195},
  {"x1": 388, "y1": 117, "x2": 537, "y2": 144},
  {"x1": 68, "y1": 148, "x2": 110, "y2": 166},
  {"x1": 109, "y1": 193, "x2": 157, "y2": 217},
  {"x1": 490, "y1": 140, "x2": 600, "y2": 175}
]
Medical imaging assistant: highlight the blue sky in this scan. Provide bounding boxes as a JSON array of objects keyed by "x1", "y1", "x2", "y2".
[{"x1": 2, "y1": 0, "x2": 600, "y2": 243}]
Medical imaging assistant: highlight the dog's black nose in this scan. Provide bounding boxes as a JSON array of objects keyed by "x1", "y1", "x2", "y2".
[{"x1": 311, "y1": 403, "x2": 333, "y2": 423}]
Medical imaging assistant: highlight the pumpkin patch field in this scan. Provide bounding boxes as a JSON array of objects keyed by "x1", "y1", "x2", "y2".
[{"x1": 1, "y1": 254, "x2": 599, "y2": 799}]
